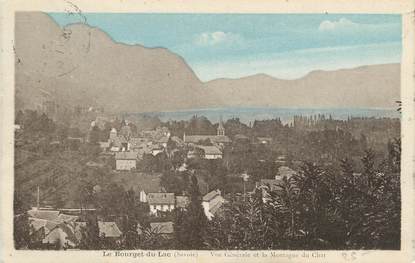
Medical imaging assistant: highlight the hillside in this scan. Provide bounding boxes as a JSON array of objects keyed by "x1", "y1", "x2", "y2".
[
  {"x1": 205, "y1": 64, "x2": 400, "y2": 108},
  {"x1": 15, "y1": 12, "x2": 220, "y2": 113}
]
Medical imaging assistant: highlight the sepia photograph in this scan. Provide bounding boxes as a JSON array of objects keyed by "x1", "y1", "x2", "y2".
[{"x1": 1, "y1": 0, "x2": 414, "y2": 262}]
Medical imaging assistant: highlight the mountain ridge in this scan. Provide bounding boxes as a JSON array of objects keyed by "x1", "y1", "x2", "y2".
[{"x1": 15, "y1": 12, "x2": 400, "y2": 113}]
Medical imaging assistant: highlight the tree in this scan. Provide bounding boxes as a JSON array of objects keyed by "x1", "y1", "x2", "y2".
[
  {"x1": 362, "y1": 149, "x2": 376, "y2": 189},
  {"x1": 161, "y1": 170, "x2": 188, "y2": 194},
  {"x1": 387, "y1": 138, "x2": 401, "y2": 173},
  {"x1": 128, "y1": 122, "x2": 138, "y2": 135},
  {"x1": 15, "y1": 109, "x2": 24, "y2": 125},
  {"x1": 338, "y1": 158, "x2": 366, "y2": 247},
  {"x1": 56, "y1": 125, "x2": 69, "y2": 142},
  {"x1": 139, "y1": 224, "x2": 171, "y2": 249},
  {"x1": 185, "y1": 116, "x2": 216, "y2": 135},
  {"x1": 96, "y1": 183, "x2": 125, "y2": 216},
  {"x1": 79, "y1": 213, "x2": 101, "y2": 250},
  {"x1": 170, "y1": 150, "x2": 186, "y2": 170},
  {"x1": 120, "y1": 189, "x2": 140, "y2": 249},
  {"x1": 39, "y1": 113, "x2": 56, "y2": 134},
  {"x1": 175, "y1": 175, "x2": 208, "y2": 249},
  {"x1": 89, "y1": 125, "x2": 101, "y2": 145},
  {"x1": 271, "y1": 176, "x2": 299, "y2": 240},
  {"x1": 14, "y1": 213, "x2": 32, "y2": 249},
  {"x1": 223, "y1": 118, "x2": 251, "y2": 138},
  {"x1": 14, "y1": 191, "x2": 32, "y2": 249}
]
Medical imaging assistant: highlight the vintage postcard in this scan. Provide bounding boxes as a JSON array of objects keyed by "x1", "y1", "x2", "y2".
[{"x1": 0, "y1": 0, "x2": 414, "y2": 262}]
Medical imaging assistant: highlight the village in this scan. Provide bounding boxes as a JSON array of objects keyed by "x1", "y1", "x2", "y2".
[
  {"x1": 13, "y1": 103, "x2": 401, "y2": 250},
  {"x1": 16, "y1": 112, "x2": 304, "y2": 250}
]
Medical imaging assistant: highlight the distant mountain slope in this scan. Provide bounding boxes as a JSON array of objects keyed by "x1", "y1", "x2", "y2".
[
  {"x1": 205, "y1": 64, "x2": 400, "y2": 108},
  {"x1": 15, "y1": 12, "x2": 400, "y2": 113},
  {"x1": 15, "y1": 12, "x2": 220, "y2": 112}
]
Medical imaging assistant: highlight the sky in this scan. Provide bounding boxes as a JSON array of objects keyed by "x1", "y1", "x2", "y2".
[{"x1": 48, "y1": 13, "x2": 401, "y2": 82}]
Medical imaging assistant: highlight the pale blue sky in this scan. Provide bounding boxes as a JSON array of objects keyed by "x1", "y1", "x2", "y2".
[{"x1": 48, "y1": 13, "x2": 401, "y2": 81}]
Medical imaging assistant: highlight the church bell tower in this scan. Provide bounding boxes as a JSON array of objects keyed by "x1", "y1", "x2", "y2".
[{"x1": 217, "y1": 116, "x2": 225, "y2": 136}]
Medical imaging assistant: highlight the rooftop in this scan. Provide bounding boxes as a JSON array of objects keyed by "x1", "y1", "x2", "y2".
[
  {"x1": 185, "y1": 135, "x2": 231, "y2": 144},
  {"x1": 98, "y1": 221, "x2": 122, "y2": 238},
  {"x1": 99, "y1": 141, "x2": 110, "y2": 148},
  {"x1": 213, "y1": 135, "x2": 232, "y2": 143},
  {"x1": 203, "y1": 189, "x2": 222, "y2": 202},
  {"x1": 196, "y1": 145, "x2": 222, "y2": 155},
  {"x1": 28, "y1": 209, "x2": 60, "y2": 221},
  {"x1": 147, "y1": 193, "x2": 175, "y2": 205},
  {"x1": 28, "y1": 209, "x2": 79, "y2": 225},
  {"x1": 29, "y1": 217, "x2": 58, "y2": 233},
  {"x1": 115, "y1": 151, "x2": 138, "y2": 160}
]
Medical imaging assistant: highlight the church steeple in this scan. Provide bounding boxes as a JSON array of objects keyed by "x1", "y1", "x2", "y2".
[{"x1": 217, "y1": 116, "x2": 225, "y2": 136}]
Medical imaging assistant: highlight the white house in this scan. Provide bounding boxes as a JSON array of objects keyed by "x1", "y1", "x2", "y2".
[
  {"x1": 196, "y1": 145, "x2": 223, "y2": 159},
  {"x1": 202, "y1": 189, "x2": 224, "y2": 220},
  {"x1": 115, "y1": 151, "x2": 137, "y2": 171},
  {"x1": 147, "y1": 193, "x2": 175, "y2": 215}
]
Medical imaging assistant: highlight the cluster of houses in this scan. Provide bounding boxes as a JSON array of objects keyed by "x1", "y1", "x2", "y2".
[
  {"x1": 184, "y1": 120, "x2": 231, "y2": 160},
  {"x1": 144, "y1": 189, "x2": 224, "y2": 219},
  {"x1": 95, "y1": 119, "x2": 232, "y2": 171},
  {"x1": 26, "y1": 207, "x2": 122, "y2": 249},
  {"x1": 26, "y1": 187, "x2": 225, "y2": 250},
  {"x1": 107, "y1": 126, "x2": 171, "y2": 155},
  {"x1": 144, "y1": 188, "x2": 225, "y2": 227},
  {"x1": 26, "y1": 206, "x2": 179, "y2": 249},
  {"x1": 97, "y1": 125, "x2": 171, "y2": 171}
]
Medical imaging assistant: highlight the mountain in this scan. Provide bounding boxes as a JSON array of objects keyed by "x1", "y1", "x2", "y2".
[
  {"x1": 15, "y1": 12, "x2": 220, "y2": 113},
  {"x1": 15, "y1": 12, "x2": 400, "y2": 114},
  {"x1": 205, "y1": 64, "x2": 400, "y2": 108}
]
